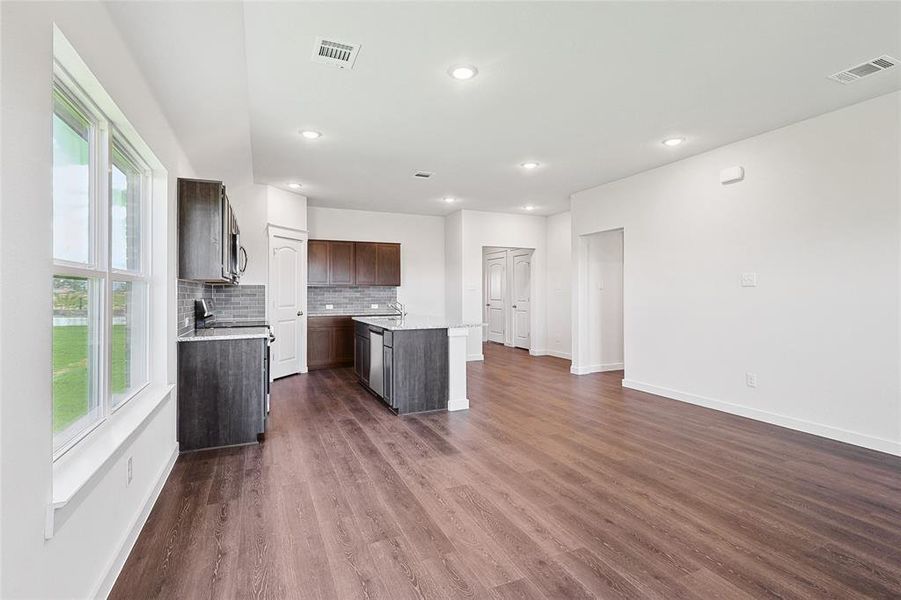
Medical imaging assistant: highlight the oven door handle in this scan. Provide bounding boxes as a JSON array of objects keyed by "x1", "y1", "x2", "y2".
[{"x1": 239, "y1": 246, "x2": 248, "y2": 273}]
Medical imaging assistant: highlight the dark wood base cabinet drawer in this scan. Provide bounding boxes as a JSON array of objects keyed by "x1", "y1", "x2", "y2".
[{"x1": 308, "y1": 316, "x2": 354, "y2": 370}]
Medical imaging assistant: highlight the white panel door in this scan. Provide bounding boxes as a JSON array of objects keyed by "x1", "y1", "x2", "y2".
[
  {"x1": 271, "y1": 238, "x2": 304, "y2": 379},
  {"x1": 484, "y1": 252, "x2": 506, "y2": 343},
  {"x1": 512, "y1": 250, "x2": 531, "y2": 349}
]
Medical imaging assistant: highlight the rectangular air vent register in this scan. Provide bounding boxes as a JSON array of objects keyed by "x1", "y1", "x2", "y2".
[
  {"x1": 311, "y1": 37, "x2": 361, "y2": 69},
  {"x1": 829, "y1": 55, "x2": 897, "y2": 84}
]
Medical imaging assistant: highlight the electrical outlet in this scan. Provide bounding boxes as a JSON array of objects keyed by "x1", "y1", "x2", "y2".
[
  {"x1": 741, "y1": 272, "x2": 758, "y2": 287},
  {"x1": 126, "y1": 456, "x2": 133, "y2": 486},
  {"x1": 745, "y1": 372, "x2": 758, "y2": 388},
  {"x1": 325, "y1": 304, "x2": 333, "y2": 310},
  {"x1": 371, "y1": 304, "x2": 378, "y2": 309}
]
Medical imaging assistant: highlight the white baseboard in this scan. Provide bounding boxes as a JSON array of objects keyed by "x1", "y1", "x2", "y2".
[
  {"x1": 93, "y1": 443, "x2": 179, "y2": 599},
  {"x1": 448, "y1": 397, "x2": 470, "y2": 411},
  {"x1": 529, "y1": 349, "x2": 572, "y2": 360},
  {"x1": 622, "y1": 379, "x2": 901, "y2": 457},
  {"x1": 467, "y1": 353, "x2": 484, "y2": 362},
  {"x1": 570, "y1": 362, "x2": 624, "y2": 375}
]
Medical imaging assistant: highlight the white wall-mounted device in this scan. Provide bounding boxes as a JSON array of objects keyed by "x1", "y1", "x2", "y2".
[{"x1": 720, "y1": 166, "x2": 745, "y2": 185}]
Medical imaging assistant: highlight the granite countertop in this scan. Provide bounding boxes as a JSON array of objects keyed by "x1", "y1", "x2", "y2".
[
  {"x1": 308, "y1": 310, "x2": 398, "y2": 317},
  {"x1": 352, "y1": 315, "x2": 482, "y2": 331},
  {"x1": 178, "y1": 327, "x2": 271, "y2": 342}
]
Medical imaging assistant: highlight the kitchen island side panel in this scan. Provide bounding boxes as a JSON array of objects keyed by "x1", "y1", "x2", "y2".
[{"x1": 393, "y1": 328, "x2": 448, "y2": 414}]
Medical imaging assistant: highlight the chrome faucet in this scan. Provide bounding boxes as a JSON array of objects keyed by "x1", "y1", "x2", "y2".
[{"x1": 387, "y1": 301, "x2": 406, "y2": 317}]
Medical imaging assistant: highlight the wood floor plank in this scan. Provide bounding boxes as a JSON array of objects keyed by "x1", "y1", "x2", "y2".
[
  {"x1": 111, "y1": 344, "x2": 901, "y2": 599},
  {"x1": 490, "y1": 577, "x2": 548, "y2": 600},
  {"x1": 449, "y1": 484, "x2": 594, "y2": 599},
  {"x1": 274, "y1": 481, "x2": 338, "y2": 600}
]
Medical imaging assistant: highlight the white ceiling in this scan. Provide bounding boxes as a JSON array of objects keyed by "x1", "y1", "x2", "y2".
[{"x1": 107, "y1": 1, "x2": 900, "y2": 216}]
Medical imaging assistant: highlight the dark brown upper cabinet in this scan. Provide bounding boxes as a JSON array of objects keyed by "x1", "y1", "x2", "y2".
[
  {"x1": 354, "y1": 242, "x2": 378, "y2": 285},
  {"x1": 178, "y1": 178, "x2": 243, "y2": 284},
  {"x1": 308, "y1": 240, "x2": 355, "y2": 286},
  {"x1": 329, "y1": 241, "x2": 355, "y2": 285},
  {"x1": 308, "y1": 240, "x2": 400, "y2": 286},
  {"x1": 375, "y1": 243, "x2": 401, "y2": 286},
  {"x1": 308, "y1": 240, "x2": 330, "y2": 285}
]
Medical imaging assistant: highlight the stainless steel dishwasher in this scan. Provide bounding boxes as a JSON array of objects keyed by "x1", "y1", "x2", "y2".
[{"x1": 369, "y1": 328, "x2": 384, "y2": 397}]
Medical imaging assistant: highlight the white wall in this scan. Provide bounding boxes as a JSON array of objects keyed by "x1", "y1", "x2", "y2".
[
  {"x1": 585, "y1": 230, "x2": 624, "y2": 370},
  {"x1": 445, "y1": 210, "x2": 464, "y2": 322},
  {"x1": 228, "y1": 184, "x2": 307, "y2": 287},
  {"x1": 1, "y1": 2, "x2": 194, "y2": 597},
  {"x1": 267, "y1": 186, "x2": 307, "y2": 233},
  {"x1": 228, "y1": 182, "x2": 268, "y2": 285},
  {"x1": 455, "y1": 210, "x2": 549, "y2": 360},
  {"x1": 307, "y1": 206, "x2": 446, "y2": 317},
  {"x1": 571, "y1": 92, "x2": 901, "y2": 456},
  {"x1": 546, "y1": 212, "x2": 572, "y2": 359}
]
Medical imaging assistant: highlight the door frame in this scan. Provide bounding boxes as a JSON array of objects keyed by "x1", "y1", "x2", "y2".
[
  {"x1": 267, "y1": 224, "x2": 308, "y2": 376},
  {"x1": 481, "y1": 246, "x2": 535, "y2": 350},
  {"x1": 572, "y1": 227, "x2": 624, "y2": 376},
  {"x1": 510, "y1": 248, "x2": 533, "y2": 350},
  {"x1": 483, "y1": 249, "x2": 507, "y2": 344}
]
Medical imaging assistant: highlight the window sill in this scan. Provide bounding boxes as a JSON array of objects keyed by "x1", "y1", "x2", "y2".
[{"x1": 46, "y1": 383, "x2": 174, "y2": 539}]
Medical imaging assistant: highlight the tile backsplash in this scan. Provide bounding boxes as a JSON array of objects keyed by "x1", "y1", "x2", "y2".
[
  {"x1": 177, "y1": 280, "x2": 266, "y2": 335},
  {"x1": 307, "y1": 286, "x2": 397, "y2": 315},
  {"x1": 210, "y1": 284, "x2": 266, "y2": 322},
  {"x1": 177, "y1": 280, "x2": 211, "y2": 335}
]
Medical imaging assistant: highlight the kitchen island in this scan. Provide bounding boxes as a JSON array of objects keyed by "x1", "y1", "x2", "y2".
[{"x1": 352, "y1": 315, "x2": 479, "y2": 414}]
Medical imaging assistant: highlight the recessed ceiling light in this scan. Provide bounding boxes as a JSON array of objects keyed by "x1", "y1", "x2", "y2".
[
  {"x1": 662, "y1": 137, "x2": 684, "y2": 147},
  {"x1": 300, "y1": 130, "x2": 322, "y2": 139},
  {"x1": 444, "y1": 196, "x2": 456, "y2": 203},
  {"x1": 448, "y1": 65, "x2": 478, "y2": 80},
  {"x1": 288, "y1": 183, "x2": 302, "y2": 189},
  {"x1": 523, "y1": 205, "x2": 536, "y2": 211},
  {"x1": 520, "y1": 161, "x2": 540, "y2": 170}
]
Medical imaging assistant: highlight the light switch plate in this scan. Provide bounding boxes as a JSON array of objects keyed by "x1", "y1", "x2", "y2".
[
  {"x1": 325, "y1": 304, "x2": 333, "y2": 310},
  {"x1": 741, "y1": 272, "x2": 758, "y2": 287}
]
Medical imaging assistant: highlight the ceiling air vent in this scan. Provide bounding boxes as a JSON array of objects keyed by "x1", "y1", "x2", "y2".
[
  {"x1": 412, "y1": 171, "x2": 434, "y2": 179},
  {"x1": 311, "y1": 37, "x2": 360, "y2": 69},
  {"x1": 829, "y1": 55, "x2": 897, "y2": 84}
]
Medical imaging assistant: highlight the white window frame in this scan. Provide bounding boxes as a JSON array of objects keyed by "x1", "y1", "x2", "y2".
[
  {"x1": 52, "y1": 64, "x2": 153, "y2": 459},
  {"x1": 109, "y1": 132, "x2": 153, "y2": 409}
]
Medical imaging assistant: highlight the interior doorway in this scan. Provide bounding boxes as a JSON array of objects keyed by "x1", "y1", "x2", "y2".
[
  {"x1": 268, "y1": 226, "x2": 308, "y2": 379},
  {"x1": 482, "y1": 247, "x2": 533, "y2": 350},
  {"x1": 585, "y1": 229, "x2": 624, "y2": 372}
]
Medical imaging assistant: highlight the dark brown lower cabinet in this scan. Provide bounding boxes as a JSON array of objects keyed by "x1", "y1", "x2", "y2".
[
  {"x1": 177, "y1": 338, "x2": 267, "y2": 452},
  {"x1": 308, "y1": 316, "x2": 355, "y2": 370}
]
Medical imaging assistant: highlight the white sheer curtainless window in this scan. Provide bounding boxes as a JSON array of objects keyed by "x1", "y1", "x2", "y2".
[{"x1": 52, "y1": 74, "x2": 152, "y2": 456}]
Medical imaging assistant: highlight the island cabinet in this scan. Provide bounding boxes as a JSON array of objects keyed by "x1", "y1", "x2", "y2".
[
  {"x1": 354, "y1": 322, "x2": 370, "y2": 384},
  {"x1": 353, "y1": 321, "x2": 448, "y2": 414},
  {"x1": 307, "y1": 316, "x2": 355, "y2": 370},
  {"x1": 308, "y1": 240, "x2": 400, "y2": 286}
]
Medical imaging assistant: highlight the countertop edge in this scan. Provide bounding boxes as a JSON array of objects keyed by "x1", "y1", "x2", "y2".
[
  {"x1": 177, "y1": 330, "x2": 270, "y2": 342},
  {"x1": 351, "y1": 315, "x2": 482, "y2": 331}
]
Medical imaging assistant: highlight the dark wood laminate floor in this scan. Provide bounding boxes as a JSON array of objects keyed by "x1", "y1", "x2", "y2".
[{"x1": 111, "y1": 344, "x2": 901, "y2": 599}]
